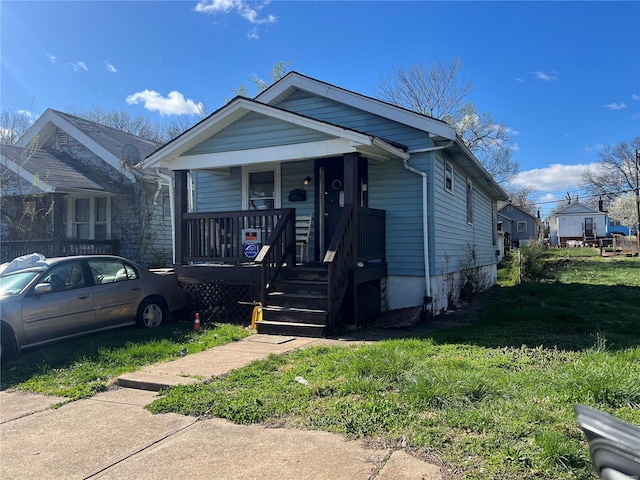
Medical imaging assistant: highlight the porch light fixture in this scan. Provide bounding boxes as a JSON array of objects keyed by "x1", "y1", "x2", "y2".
[{"x1": 303, "y1": 176, "x2": 311, "y2": 186}]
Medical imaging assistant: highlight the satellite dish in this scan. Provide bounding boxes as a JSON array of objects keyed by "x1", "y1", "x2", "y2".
[{"x1": 121, "y1": 144, "x2": 140, "y2": 164}]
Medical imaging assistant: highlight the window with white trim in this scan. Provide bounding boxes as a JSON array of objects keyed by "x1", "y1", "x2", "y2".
[
  {"x1": 74, "y1": 198, "x2": 90, "y2": 239},
  {"x1": 242, "y1": 165, "x2": 281, "y2": 210},
  {"x1": 517, "y1": 221, "x2": 527, "y2": 234},
  {"x1": 444, "y1": 161, "x2": 454, "y2": 193},
  {"x1": 69, "y1": 195, "x2": 111, "y2": 240}
]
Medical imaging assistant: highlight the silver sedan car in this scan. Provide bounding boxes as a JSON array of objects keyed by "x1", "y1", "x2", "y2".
[{"x1": 0, "y1": 254, "x2": 186, "y2": 361}]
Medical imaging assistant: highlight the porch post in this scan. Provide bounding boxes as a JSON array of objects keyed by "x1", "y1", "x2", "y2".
[
  {"x1": 343, "y1": 152, "x2": 359, "y2": 259},
  {"x1": 343, "y1": 152, "x2": 359, "y2": 207},
  {"x1": 174, "y1": 170, "x2": 188, "y2": 265},
  {"x1": 343, "y1": 152, "x2": 359, "y2": 326}
]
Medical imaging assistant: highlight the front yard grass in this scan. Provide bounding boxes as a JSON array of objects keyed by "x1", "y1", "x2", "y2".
[
  {"x1": 148, "y1": 254, "x2": 639, "y2": 479},
  {"x1": 2, "y1": 254, "x2": 638, "y2": 478},
  {"x1": 0, "y1": 322, "x2": 250, "y2": 400}
]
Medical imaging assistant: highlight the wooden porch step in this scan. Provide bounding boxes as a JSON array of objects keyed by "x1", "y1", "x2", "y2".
[
  {"x1": 256, "y1": 320, "x2": 325, "y2": 337},
  {"x1": 282, "y1": 266, "x2": 328, "y2": 282},
  {"x1": 261, "y1": 305, "x2": 328, "y2": 325},
  {"x1": 274, "y1": 279, "x2": 328, "y2": 296},
  {"x1": 267, "y1": 291, "x2": 327, "y2": 310},
  {"x1": 261, "y1": 264, "x2": 330, "y2": 338}
]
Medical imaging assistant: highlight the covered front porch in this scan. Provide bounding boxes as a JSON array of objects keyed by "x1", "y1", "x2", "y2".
[{"x1": 172, "y1": 158, "x2": 388, "y2": 335}]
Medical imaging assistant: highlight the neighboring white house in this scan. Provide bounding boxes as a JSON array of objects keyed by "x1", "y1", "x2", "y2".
[{"x1": 548, "y1": 202, "x2": 607, "y2": 246}]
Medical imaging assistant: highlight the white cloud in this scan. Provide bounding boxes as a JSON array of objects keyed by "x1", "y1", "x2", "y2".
[
  {"x1": 530, "y1": 71, "x2": 558, "y2": 81},
  {"x1": 68, "y1": 61, "x2": 88, "y2": 72},
  {"x1": 509, "y1": 163, "x2": 596, "y2": 192},
  {"x1": 125, "y1": 89, "x2": 204, "y2": 116},
  {"x1": 632, "y1": 94, "x2": 640, "y2": 101},
  {"x1": 46, "y1": 53, "x2": 56, "y2": 63},
  {"x1": 515, "y1": 77, "x2": 524, "y2": 83},
  {"x1": 105, "y1": 62, "x2": 118, "y2": 73},
  {"x1": 247, "y1": 27, "x2": 260, "y2": 40},
  {"x1": 195, "y1": 0, "x2": 276, "y2": 24},
  {"x1": 603, "y1": 102, "x2": 626, "y2": 110},
  {"x1": 583, "y1": 144, "x2": 605, "y2": 153},
  {"x1": 17, "y1": 110, "x2": 34, "y2": 120}
]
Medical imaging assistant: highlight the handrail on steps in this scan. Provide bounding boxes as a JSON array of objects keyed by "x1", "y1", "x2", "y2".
[
  {"x1": 255, "y1": 208, "x2": 296, "y2": 306},
  {"x1": 323, "y1": 203, "x2": 357, "y2": 332}
]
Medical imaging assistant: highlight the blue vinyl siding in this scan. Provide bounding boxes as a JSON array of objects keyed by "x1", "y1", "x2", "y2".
[
  {"x1": 498, "y1": 205, "x2": 538, "y2": 243},
  {"x1": 369, "y1": 158, "x2": 424, "y2": 277},
  {"x1": 194, "y1": 168, "x2": 241, "y2": 212},
  {"x1": 281, "y1": 160, "x2": 316, "y2": 258},
  {"x1": 186, "y1": 112, "x2": 332, "y2": 155},
  {"x1": 276, "y1": 90, "x2": 431, "y2": 150},
  {"x1": 188, "y1": 88, "x2": 500, "y2": 277},
  {"x1": 431, "y1": 152, "x2": 497, "y2": 273}
]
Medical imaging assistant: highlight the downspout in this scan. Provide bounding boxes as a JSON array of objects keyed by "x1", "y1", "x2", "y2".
[
  {"x1": 403, "y1": 140, "x2": 454, "y2": 299},
  {"x1": 156, "y1": 169, "x2": 176, "y2": 264}
]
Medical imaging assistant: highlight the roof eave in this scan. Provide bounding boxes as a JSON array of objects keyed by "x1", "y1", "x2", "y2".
[
  {"x1": 447, "y1": 139, "x2": 508, "y2": 201},
  {"x1": 256, "y1": 72, "x2": 458, "y2": 141}
]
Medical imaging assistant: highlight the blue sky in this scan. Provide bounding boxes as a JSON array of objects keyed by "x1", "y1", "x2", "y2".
[{"x1": 2, "y1": 1, "x2": 639, "y2": 215}]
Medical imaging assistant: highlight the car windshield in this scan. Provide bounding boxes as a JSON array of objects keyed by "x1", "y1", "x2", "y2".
[{"x1": 0, "y1": 270, "x2": 42, "y2": 295}]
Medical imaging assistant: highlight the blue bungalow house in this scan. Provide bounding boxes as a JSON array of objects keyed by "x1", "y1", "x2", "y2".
[
  {"x1": 497, "y1": 202, "x2": 540, "y2": 248},
  {"x1": 142, "y1": 72, "x2": 507, "y2": 335}
]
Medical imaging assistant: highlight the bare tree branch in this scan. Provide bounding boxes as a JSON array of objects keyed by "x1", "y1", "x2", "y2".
[{"x1": 374, "y1": 59, "x2": 518, "y2": 185}]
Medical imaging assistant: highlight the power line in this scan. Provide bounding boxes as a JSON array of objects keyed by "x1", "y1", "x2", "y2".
[{"x1": 523, "y1": 188, "x2": 637, "y2": 208}]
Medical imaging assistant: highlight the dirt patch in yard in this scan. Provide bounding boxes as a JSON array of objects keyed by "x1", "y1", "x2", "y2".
[{"x1": 338, "y1": 287, "x2": 497, "y2": 341}]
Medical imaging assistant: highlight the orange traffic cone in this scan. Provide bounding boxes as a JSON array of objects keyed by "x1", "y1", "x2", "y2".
[{"x1": 193, "y1": 312, "x2": 201, "y2": 331}]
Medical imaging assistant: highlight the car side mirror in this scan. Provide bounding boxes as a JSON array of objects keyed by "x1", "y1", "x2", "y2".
[{"x1": 33, "y1": 283, "x2": 52, "y2": 295}]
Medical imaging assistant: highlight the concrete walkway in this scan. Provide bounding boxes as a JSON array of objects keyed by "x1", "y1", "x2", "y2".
[{"x1": 1, "y1": 333, "x2": 447, "y2": 480}]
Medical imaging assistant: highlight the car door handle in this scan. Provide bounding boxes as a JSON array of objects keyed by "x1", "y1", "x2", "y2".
[
  {"x1": 131, "y1": 287, "x2": 141, "y2": 291},
  {"x1": 77, "y1": 295, "x2": 90, "y2": 300}
]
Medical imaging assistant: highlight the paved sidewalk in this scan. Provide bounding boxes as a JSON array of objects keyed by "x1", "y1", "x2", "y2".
[
  {"x1": 0, "y1": 333, "x2": 447, "y2": 479},
  {"x1": 116, "y1": 334, "x2": 345, "y2": 391}
]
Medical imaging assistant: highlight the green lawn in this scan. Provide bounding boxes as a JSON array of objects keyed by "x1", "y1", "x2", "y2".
[
  {"x1": 148, "y1": 254, "x2": 640, "y2": 479},
  {"x1": 0, "y1": 322, "x2": 250, "y2": 400},
  {"x1": 2, "y1": 253, "x2": 638, "y2": 478}
]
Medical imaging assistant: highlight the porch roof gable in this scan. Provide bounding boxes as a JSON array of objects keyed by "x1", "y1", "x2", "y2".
[{"x1": 142, "y1": 96, "x2": 410, "y2": 170}]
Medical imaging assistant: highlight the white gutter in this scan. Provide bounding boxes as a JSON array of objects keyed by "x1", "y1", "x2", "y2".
[
  {"x1": 403, "y1": 140, "x2": 454, "y2": 298},
  {"x1": 156, "y1": 169, "x2": 176, "y2": 264}
]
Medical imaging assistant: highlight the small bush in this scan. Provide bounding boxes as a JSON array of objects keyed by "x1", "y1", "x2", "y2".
[{"x1": 503, "y1": 245, "x2": 547, "y2": 284}]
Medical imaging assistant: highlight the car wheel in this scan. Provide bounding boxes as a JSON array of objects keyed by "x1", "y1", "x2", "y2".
[
  {"x1": 136, "y1": 297, "x2": 167, "y2": 328},
  {"x1": 1, "y1": 324, "x2": 17, "y2": 363}
]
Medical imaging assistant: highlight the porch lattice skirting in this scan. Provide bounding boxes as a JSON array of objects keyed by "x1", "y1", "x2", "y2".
[{"x1": 179, "y1": 280, "x2": 257, "y2": 325}]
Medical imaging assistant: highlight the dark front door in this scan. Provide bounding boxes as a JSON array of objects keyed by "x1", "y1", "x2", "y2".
[
  {"x1": 318, "y1": 158, "x2": 344, "y2": 255},
  {"x1": 585, "y1": 218, "x2": 594, "y2": 237},
  {"x1": 315, "y1": 155, "x2": 368, "y2": 258}
]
